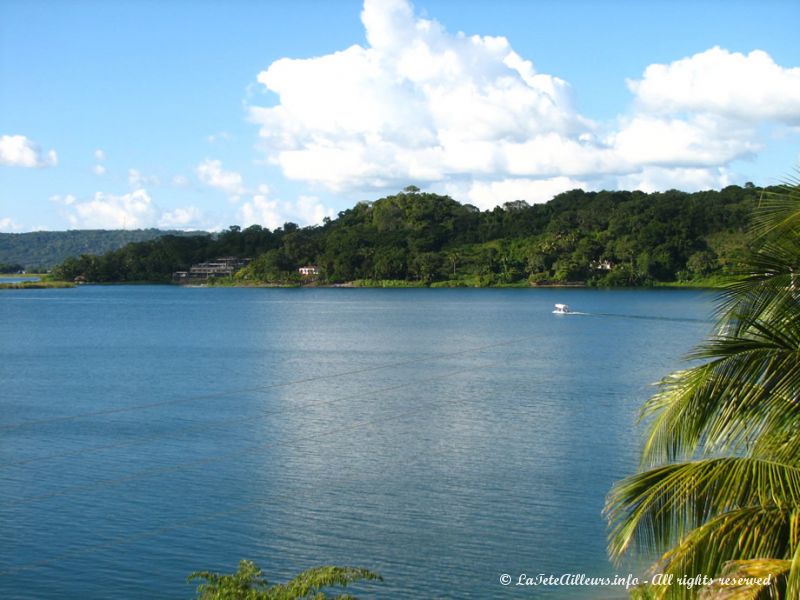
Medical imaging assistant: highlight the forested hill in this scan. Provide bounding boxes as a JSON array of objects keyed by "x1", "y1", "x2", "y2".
[
  {"x1": 52, "y1": 184, "x2": 768, "y2": 286},
  {"x1": 0, "y1": 229, "x2": 206, "y2": 271}
]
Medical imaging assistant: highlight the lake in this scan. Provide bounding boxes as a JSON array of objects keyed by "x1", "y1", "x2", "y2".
[{"x1": 0, "y1": 286, "x2": 715, "y2": 599}]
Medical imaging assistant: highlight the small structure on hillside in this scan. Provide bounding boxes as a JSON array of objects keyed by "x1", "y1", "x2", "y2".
[
  {"x1": 173, "y1": 257, "x2": 251, "y2": 282},
  {"x1": 590, "y1": 259, "x2": 614, "y2": 271},
  {"x1": 298, "y1": 265, "x2": 320, "y2": 278}
]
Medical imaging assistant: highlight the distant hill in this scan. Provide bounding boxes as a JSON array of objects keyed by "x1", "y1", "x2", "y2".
[
  {"x1": 0, "y1": 229, "x2": 208, "y2": 270},
  {"x1": 51, "y1": 184, "x2": 772, "y2": 287}
]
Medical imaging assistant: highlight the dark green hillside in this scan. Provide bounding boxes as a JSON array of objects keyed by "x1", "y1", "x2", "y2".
[
  {"x1": 0, "y1": 228, "x2": 206, "y2": 270},
  {"x1": 51, "y1": 185, "x2": 766, "y2": 286}
]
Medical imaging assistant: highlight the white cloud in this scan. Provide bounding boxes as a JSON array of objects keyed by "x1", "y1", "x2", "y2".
[
  {"x1": 247, "y1": 0, "x2": 799, "y2": 206},
  {"x1": 0, "y1": 135, "x2": 57, "y2": 168},
  {"x1": 128, "y1": 168, "x2": 160, "y2": 189},
  {"x1": 610, "y1": 115, "x2": 761, "y2": 168},
  {"x1": 239, "y1": 189, "x2": 334, "y2": 230},
  {"x1": 0, "y1": 217, "x2": 22, "y2": 232},
  {"x1": 295, "y1": 195, "x2": 336, "y2": 224},
  {"x1": 57, "y1": 189, "x2": 205, "y2": 230},
  {"x1": 93, "y1": 164, "x2": 106, "y2": 176},
  {"x1": 62, "y1": 190, "x2": 160, "y2": 229},
  {"x1": 159, "y1": 206, "x2": 205, "y2": 229},
  {"x1": 616, "y1": 166, "x2": 734, "y2": 193},
  {"x1": 628, "y1": 47, "x2": 800, "y2": 123},
  {"x1": 250, "y1": 0, "x2": 586, "y2": 192},
  {"x1": 172, "y1": 174, "x2": 189, "y2": 187},
  {"x1": 94, "y1": 149, "x2": 106, "y2": 161},
  {"x1": 195, "y1": 159, "x2": 245, "y2": 198},
  {"x1": 463, "y1": 176, "x2": 587, "y2": 210},
  {"x1": 240, "y1": 194, "x2": 282, "y2": 230}
]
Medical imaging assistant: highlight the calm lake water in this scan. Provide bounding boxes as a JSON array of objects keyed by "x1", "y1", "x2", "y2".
[{"x1": 0, "y1": 286, "x2": 715, "y2": 599}]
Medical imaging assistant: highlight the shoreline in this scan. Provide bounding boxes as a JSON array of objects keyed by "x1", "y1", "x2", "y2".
[
  {"x1": 12, "y1": 278, "x2": 727, "y2": 291},
  {"x1": 173, "y1": 280, "x2": 725, "y2": 290}
]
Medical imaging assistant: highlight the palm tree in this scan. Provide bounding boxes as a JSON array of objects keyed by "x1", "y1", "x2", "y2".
[{"x1": 606, "y1": 177, "x2": 800, "y2": 599}]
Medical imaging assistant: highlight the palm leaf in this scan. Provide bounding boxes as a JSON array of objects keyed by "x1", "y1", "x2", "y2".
[
  {"x1": 607, "y1": 458, "x2": 800, "y2": 562},
  {"x1": 700, "y1": 558, "x2": 788, "y2": 599},
  {"x1": 749, "y1": 172, "x2": 800, "y2": 239},
  {"x1": 655, "y1": 507, "x2": 797, "y2": 600},
  {"x1": 607, "y1": 178, "x2": 800, "y2": 599}
]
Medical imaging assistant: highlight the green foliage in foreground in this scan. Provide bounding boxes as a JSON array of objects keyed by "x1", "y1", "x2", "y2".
[
  {"x1": 188, "y1": 560, "x2": 382, "y2": 600},
  {"x1": 52, "y1": 185, "x2": 767, "y2": 286},
  {"x1": 606, "y1": 177, "x2": 800, "y2": 598}
]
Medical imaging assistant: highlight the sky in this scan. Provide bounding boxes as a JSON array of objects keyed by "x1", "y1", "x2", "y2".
[{"x1": 1, "y1": 0, "x2": 798, "y2": 233}]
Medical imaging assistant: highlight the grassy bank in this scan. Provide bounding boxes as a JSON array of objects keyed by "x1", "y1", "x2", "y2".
[
  {"x1": 654, "y1": 275, "x2": 730, "y2": 289},
  {"x1": 351, "y1": 279, "x2": 428, "y2": 288},
  {"x1": 0, "y1": 280, "x2": 75, "y2": 289}
]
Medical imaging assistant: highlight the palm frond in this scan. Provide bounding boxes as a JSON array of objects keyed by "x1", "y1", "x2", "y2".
[
  {"x1": 655, "y1": 507, "x2": 798, "y2": 600},
  {"x1": 700, "y1": 558, "x2": 788, "y2": 600},
  {"x1": 749, "y1": 173, "x2": 800, "y2": 239},
  {"x1": 640, "y1": 340, "x2": 800, "y2": 466},
  {"x1": 607, "y1": 178, "x2": 800, "y2": 598},
  {"x1": 606, "y1": 458, "x2": 800, "y2": 562}
]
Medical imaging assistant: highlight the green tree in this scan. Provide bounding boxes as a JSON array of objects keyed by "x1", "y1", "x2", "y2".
[
  {"x1": 605, "y1": 179, "x2": 800, "y2": 598},
  {"x1": 686, "y1": 249, "x2": 718, "y2": 277},
  {"x1": 188, "y1": 560, "x2": 382, "y2": 600},
  {"x1": 445, "y1": 249, "x2": 460, "y2": 277}
]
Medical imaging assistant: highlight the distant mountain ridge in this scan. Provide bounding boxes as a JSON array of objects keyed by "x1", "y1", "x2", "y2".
[{"x1": 0, "y1": 229, "x2": 208, "y2": 270}]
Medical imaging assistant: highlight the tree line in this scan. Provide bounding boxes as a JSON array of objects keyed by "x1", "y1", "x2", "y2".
[
  {"x1": 51, "y1": 184, "x2": 769, "y2": 286},
  {"x1": 0, "y1": 228, "x2": 204, "y2": 271}
]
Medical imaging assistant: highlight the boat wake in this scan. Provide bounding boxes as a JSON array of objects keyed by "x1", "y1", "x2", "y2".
[
  {"x1": 551, "y1": 305, "x2": 706, "y2": 323},
  {"x1": 591, "y1": 312, "x2": 709, "y2": 324}
]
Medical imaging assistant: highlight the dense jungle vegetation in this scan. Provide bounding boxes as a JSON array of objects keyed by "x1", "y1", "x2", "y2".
[{"x1": 51, "y1": 184, "x2": 768, "y2": 286}]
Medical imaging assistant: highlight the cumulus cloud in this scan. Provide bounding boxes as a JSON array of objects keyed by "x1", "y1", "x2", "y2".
[
  {"x1": 60, "y1": 190, "x2": 160, "y2": 229},
  {"x1": 247, "y1": 0, "x2": 798, "y2": 205},
  {"x1": 461, "y1": 176, "x2": 587, "y2": 210},
  {"x1": 616, "y1": 166, "x2": 735, "y2": 194},
  {"x1": 55, "y1": 189, "x2": 205, "y2": 230},
  {"x1": 0, "y1": 217, "x2": 22, "y2": 232},
  {"x1": 629, "y1": 47, "x2": 800, "y2": 123},
  {"x1": 0, "y1": 135, "x2": 57, "y2": 168},
  {"x1": 250, "y1": 0, "x2": 587, "y2": 193},
  {"x1": 94, "y1": 149, "x2": 106, "y2": 161},
  {"x1": 239, "y1": 193, "x2": 281, "y2": 230},
  {"x1": 610, "y1": 115, "x2": 761, "y2": 168},
  {"x1": 93, "y1": 164, "x2": 106, "y2": 176},
  {"x1": 195, "y1": 159, "x2": 245, "y2": 198},
  {"x1": 239, "y1": 187, "x2": 334, "y2": 230}
]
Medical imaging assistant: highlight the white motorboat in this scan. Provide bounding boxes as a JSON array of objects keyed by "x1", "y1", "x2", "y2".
[{"x1": 552, "y1": 303, "x2": 570, "y2": 314}]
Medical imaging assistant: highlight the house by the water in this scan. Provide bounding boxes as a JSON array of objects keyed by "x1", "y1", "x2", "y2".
[{"x1": 173, "y1": 257, "x2": 251, "y2": 282}]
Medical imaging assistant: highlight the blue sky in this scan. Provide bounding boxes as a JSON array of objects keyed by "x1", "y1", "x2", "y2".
[{"x1": 1, "y1": 0, "x2": 798, "y2": 232}]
